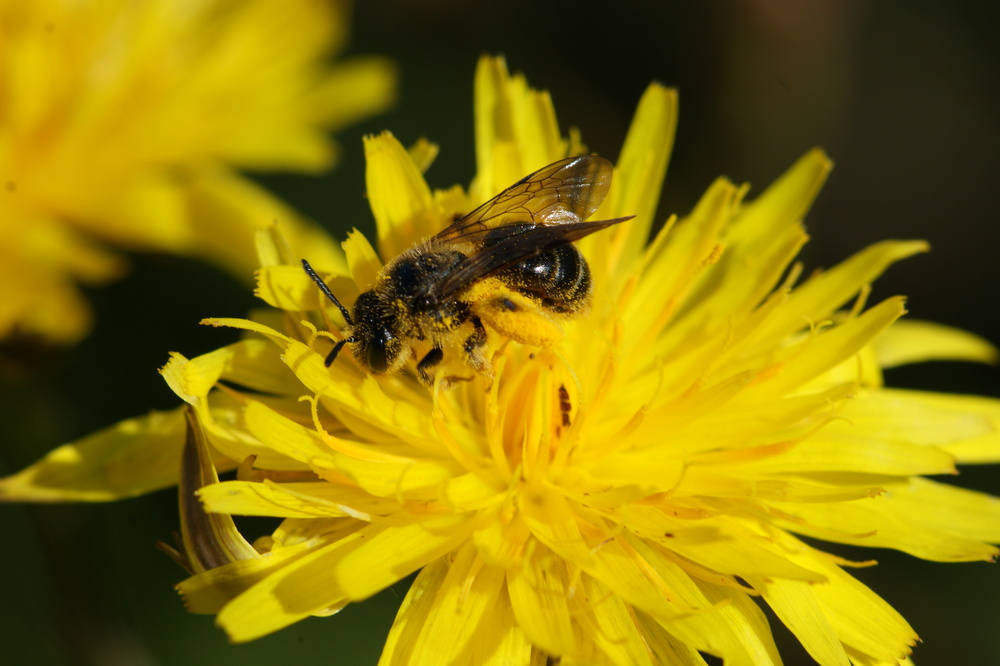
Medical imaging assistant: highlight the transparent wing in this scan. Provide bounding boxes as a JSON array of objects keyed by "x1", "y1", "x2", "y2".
[
  {"x1": 430, "y1": 155, "x2": 632, "y2": 300},
  {"x1": 433, "y1": 216, "x2": 632, "y2": 300},
  {"x1": 433, "y1": 155, "x2": 615, "y2": 245}
]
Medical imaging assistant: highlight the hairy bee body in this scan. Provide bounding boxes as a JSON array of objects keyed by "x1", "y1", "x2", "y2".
[
  {"x1": 351, "y1": 245, "x2": 469, "y2": 376},
  {"x1": 303, "y1": 155, "x2": 632, "y2": 385}
]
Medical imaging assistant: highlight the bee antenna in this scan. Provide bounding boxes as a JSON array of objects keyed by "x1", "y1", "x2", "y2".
[
  {"x1": 324, "y1": 338, "x2": 349, "y2": 367},
  {"x1": 301, "y1": 259, "x2": 354, "y2": 327}
]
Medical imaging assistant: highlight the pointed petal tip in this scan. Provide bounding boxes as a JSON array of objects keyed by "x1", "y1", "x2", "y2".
[
  {"x1": 363, "y1": 129, "x2": 396, "y2": 146},
  {"x1": 158, "y1": 351, "x2": 190, "y2": 381},
  {"x1": 643, "y1": 82, "x2": 679, "y2": 103},
  {"x1": 804, "y1": 147, "x2": 834, "y2": 171}
]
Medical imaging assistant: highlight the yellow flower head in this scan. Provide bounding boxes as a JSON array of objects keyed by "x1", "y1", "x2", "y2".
[
  {"x1": 5, "y1": 56, "x2": 1000, "y2": 665},
  {"x1": 0, "y1": 0, "x2": 394, "y2": 343}
]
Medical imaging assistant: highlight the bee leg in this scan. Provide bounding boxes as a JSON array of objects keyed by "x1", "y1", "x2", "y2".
[
  {"x1": 463, "y1": 315, "x2": 488, "y2": 370},
  {"x1": 417, "y1": 348, "x2": 444, "y2": 385}
]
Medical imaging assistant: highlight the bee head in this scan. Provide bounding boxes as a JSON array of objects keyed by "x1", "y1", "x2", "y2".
[
  {"x1": 302, "y1": 259, "x2": 406, "y2": 375},
  {"x1": 350, "y1": 291, "x2": 403, "y2": 374}
]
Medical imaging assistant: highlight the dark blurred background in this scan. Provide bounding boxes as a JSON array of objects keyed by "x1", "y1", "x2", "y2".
[{"x1": 2, "y1": 1, "x2": 997, "y2": 664}]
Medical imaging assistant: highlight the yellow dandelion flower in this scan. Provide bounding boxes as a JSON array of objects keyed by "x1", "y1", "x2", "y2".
[
  {"x1": 4, "y1": 55, "x2": 1000, "y2": 665},
  {"x1": 0, "y1": 0, "x2": 395, "y2": 344}
]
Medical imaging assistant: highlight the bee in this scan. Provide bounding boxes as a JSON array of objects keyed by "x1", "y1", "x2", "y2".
[{"x1": 302, "y1": 154, "x2": 633, "y2": 385}]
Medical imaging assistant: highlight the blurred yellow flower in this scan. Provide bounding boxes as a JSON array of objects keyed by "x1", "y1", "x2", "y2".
[
  {"x1": 4, "y1": 55, "x2": 1000, "y2": 665},
  {"x1": 0, "y1": 0, "x2": 394, "y2": 344}
]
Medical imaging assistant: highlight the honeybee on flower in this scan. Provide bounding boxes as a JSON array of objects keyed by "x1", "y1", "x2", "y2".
[{"x1": 302, "y1": 154, "x2": 632, "y2": 385}]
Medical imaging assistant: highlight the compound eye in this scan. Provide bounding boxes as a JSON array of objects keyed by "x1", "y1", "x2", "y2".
[{"x1": 365, "y1": 329, "x2": 392, "y2": 373}]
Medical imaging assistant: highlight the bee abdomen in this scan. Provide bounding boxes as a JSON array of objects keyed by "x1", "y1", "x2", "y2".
[{"x1": 498, "y1": 244, "x2": 591, "y2": 314}]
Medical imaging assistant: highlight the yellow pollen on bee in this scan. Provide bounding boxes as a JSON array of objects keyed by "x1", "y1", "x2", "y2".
[{"x1": 463, "y1": 280, "x2": 566, "y2": 348}]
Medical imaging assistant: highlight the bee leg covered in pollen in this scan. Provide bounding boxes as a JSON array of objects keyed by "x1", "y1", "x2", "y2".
[
  {"x1": 473, "y1": 289, "x2": 566, "y2": 349},
  {"x1": 463, "y1": 315, "x2": 488, "y2": 365}
]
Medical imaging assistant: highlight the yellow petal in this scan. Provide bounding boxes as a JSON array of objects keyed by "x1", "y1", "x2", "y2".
[
  {"x1": 670, "y1": 221, "x2": 808, "y2": 347},
  {"x1": 812, "y1": 343, "x2": 886, "y2": 391},
  {"x1": 472, "y1": 514, "x2": 532, "y2": 569},
  {"x1": 745, "y1": 240, "x2": 928, "y2": 349},
  {"x1": 407, "y1": 137, "x2": 440, "y2": 174},
  {"x1": 254, "y1": 218, "x2": 294, "y2": 268},
  {"x1": 160, "y1": 348, "x2": 231, "y2": 405},
  {"x1": 753, "y1": 574, "x2": 850, "y2": 666},
  {"x1": 729, "y1": 148, "x2": 832, "y2": 247},
  {"x1": 590, "y1": 83, "x2": 677, "y2": 283},
  {"x1": 616, "y1": 371, "x2": 758, "y2": 453},
  {"x1": 470, "y1": 585, "x2": 534, "y2": 665},
  {"x1": 364, "y1": 132, "x2": 439, "y2": 257},
  {"x1": 624, "y1": 177, "x2": 737, "y2": 362},
  {"x1": 216, "y1": 338, "x2": 303, "y2": 396},
  {"x1": 783, "y1": 542, "x2": 916, "y2": 663},
  {"x1": 405, "y1": 544, "x2": 508, "y2": 665},
  {"x1": 0, "y1": 214, "x2": 124, "y2": 342},
  {"x1": 178, "y1": 534, "x2": 338, "y2": 615},
  {"x1": 633, "y1": 613, "x2": 713, "y2": 665},
  {"x1": 770, "y1": 477, "x2": 1000, "y2": 561},
  {"x1": 254, "y1": 264, "x2": 318, "y2": 311},
  {"x1": 441, "y1": 472, "x2": 504, "y2": 512},
  {"x1": 885, "y1": 477, "x2": 1000, "y2": 548},
  {"x1": 199, "y1": 479, "x2": 401, "y2": 519},
  {"x1": 334, "y1": 514, "x2": 475, "y2": 600},
  {"x1": 875, "y1": 319, "x2": 998, "y2": 367},
  {"x1": 748, "y1": 532, "x2": 916, "y2": 666},
  {"x1": 639, "y1": 384, "x2": 855, "y2": 455},
  {"x1": 308, "y1": 56, "x2": 397, "y2": 130},
  {"x1": 735, "y1": 296, "x2": 908, "y2": 400},
  {"x1": 517, "y1": 486, "x2": 595, "y2": 567},
  {"x1": 0, "y1": 254, "x2": 95, "y2": 344},
  {"x1": 840, "y1": 389, "x2": 1000, "y2": 463},
  {"x1": 624, "y1": 539, "x2": 729, "y2": 652},
  {"x1": 737, "y1": 431, "x2": 957, "y2": 476},
  {"x1": 321, "y1": 448, "x2": 462, "y2": 498},
  {"x1": 578, "y1": 575, "x2": 657, "y2": 666},
  {"x1": 184, "y1": 167, "x2": 346, "y2": 281},
  {"x1": 344, "y1": 227, "x2": 384, "y2": 291},
  {"x1": 473, "y1": 55, "x2": 567, "y2": 200},
  {"x1": 240, "y1": 399, "x2": 339, "y2": 469},
  {"x1": 202, "y1": 317, "x2": 366, "y2": 411},
  {"x1": 506, "y1": 544, "x2": 576, "y2": 656},
  {"x1": 0, "y1": 407, "x2": 189, "y2": 502},
  {"x1": 660, "y1": 579, "x2": 783, "y2": 666},
  {"x1": 576, "y1": 535, "x2": 687, "y2": 623},
  {"x1": 387, "y1": 564, "x2": 536, "y2": 666},
  {"x1": 622, "y1": 509, "x2": 825, "y2": 583},
  {"x1": 216, "y1": 531, "x2": 358, "y2": 641},
  {"x1": 378, "y1": 555, "x2": 450, "y2": 665},
  {"x1": 585, "y1": 450, "x2": 685, "y2": 490},
  {"x1": 77, "y1": 171, "x2": 189, "y2": 252}
]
